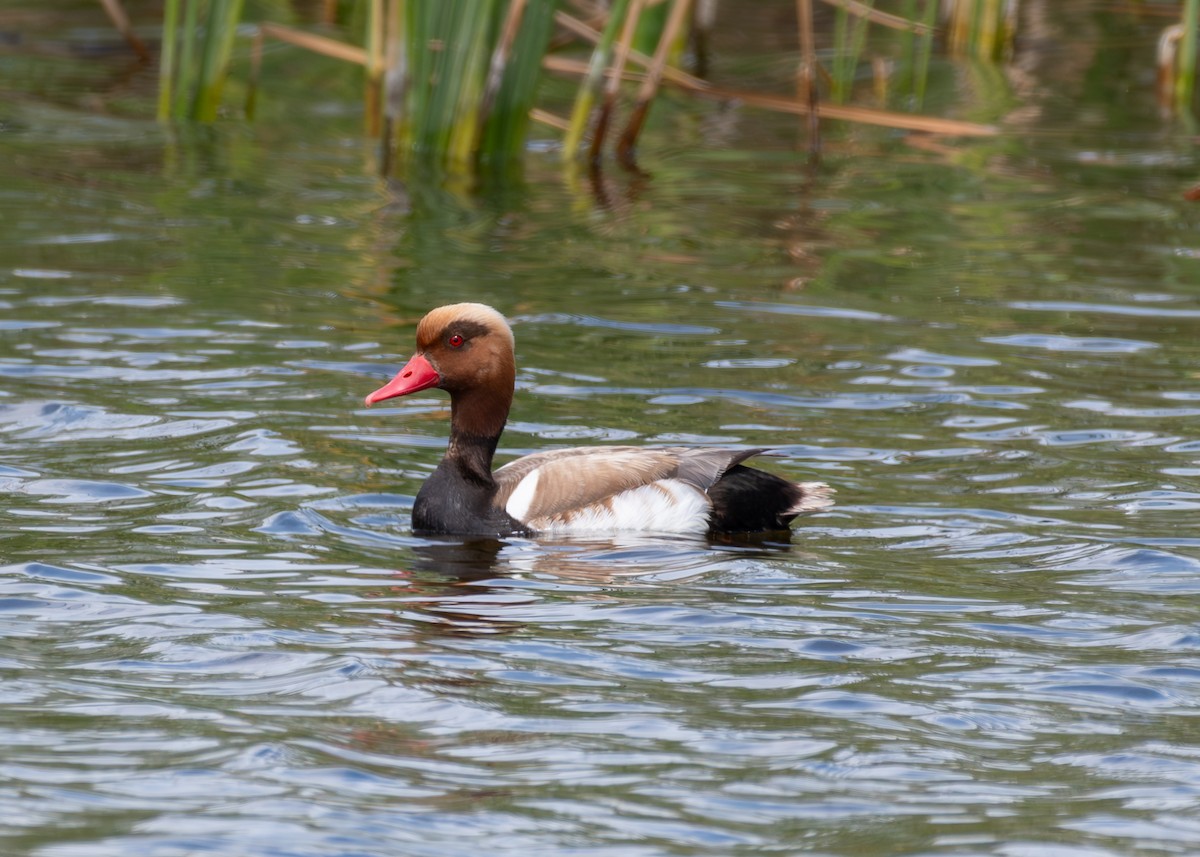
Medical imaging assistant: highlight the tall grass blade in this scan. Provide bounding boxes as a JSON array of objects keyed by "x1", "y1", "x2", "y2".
[
  {"x1": 478, "y1": 0, "x2": 528, "y2": 129},
  {"x1": 158, "y1": 0, "x2": 180, "y2": 121},
  {"x1": 478, "y1": 0, "x2": 558, "y2": 166},
  {"x1": 175, "y1": 0, "x2": 201, "y2": 119},
  {"x1": 831, "y1": 0, "x2": 874, "y2": 103},
  {"x1": 895, "y1": 0, "x2": 916, "y2": 95},
  {"x1": 847, "y1": 0, "x2": 874, "y2": 97},
  {"x1": 405, "y1": 2, "x2": 448, "y2": 158},
  {"x1": 193, "y1": 0, "x2": 245, "y2": 121},
  {"x1": 831, "y1": 2, "x2": 848, "y2": 101},
  {"x1": 914, "y1": 0, "x2": 937, "y2": 107},
  {"x1": 398, "y1": 0, "x2": 561, "y2": 172},
  {"x1": 562, "y1": 0, "x2": 632, "y2": 159},
  {"x1": 399, "y1": 0, "x2": 428, "y2": 154},
  {"x1": 442, "y1": 4, "x2": 493, "y2": 169},
  {"x1": 633, "y1": 0, "x2": 668, "y2": 57}
]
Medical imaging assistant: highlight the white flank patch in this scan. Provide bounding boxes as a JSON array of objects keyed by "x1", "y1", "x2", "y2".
[
  {"x1": 530, "y1": 478, "x2": 711, "y2": 535},
  {"x1": 504, "y1": 467, "x2": 541, "y2": 522}
]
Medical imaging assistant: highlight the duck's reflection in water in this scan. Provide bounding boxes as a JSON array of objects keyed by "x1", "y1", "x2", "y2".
[
  {"x1": 341, "y1": 533, "x2": 822, "y2": 759},
  {"x1": 407, "y1": 537, "x2": 510, "y2": 582},
  {"x1": 365, "y1": 532, "x2": 818, "y2": 638},
  {"x1": 408, "y1": 532, "x2": 799, "y2": 584}
]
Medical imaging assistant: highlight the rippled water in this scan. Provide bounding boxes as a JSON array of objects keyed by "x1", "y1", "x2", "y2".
[{"x1": 5, "y1": 6, "x2": 1200, "y2": 857}]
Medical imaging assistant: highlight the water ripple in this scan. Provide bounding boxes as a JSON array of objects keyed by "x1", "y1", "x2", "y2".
[{"x1": 983, "y1": 334, "x2": 1158, "y2": 353}]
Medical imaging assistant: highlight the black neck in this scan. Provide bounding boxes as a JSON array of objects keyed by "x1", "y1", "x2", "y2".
[
  {"x1": 411, "y1": 385, "x2": 522, "y2": 537},
  {"x1": 444, "y1": 385, "x2": 509, "y2": 484}
]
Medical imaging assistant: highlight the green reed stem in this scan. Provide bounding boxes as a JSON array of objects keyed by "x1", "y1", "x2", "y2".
[
  {"x1": 833, "y1": 0, "x2": 873, "y2": 103},
  {"x1": 394, "y1": 0, "x2": 561, "y2": 174},
  {"x1": 914, "y1": 0, "x2": 937, "y2": 107},
  {"x1": 831, "y1": 3, "x2": 848, "y2": 102},
  {"x1": 158, "y1": 0, "x2": 180, "y2": 121},
  {"x1": 442, "y1": 4, "x2": 493, "y2": 168},
  {"x1": 193, "y1": 0, "x2": 245, "y2": 121},
  {"x1": 174, "y1": 0, "x2": 201, "y2": 118},
  {"x1": 478, "y1": 0, "x2": 557, "y2": 166}
]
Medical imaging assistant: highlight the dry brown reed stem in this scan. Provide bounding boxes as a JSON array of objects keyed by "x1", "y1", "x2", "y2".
[
  {"x1": 553, "y1": 10, "x2": 614, "y2": 47},
  {"x1": 797, "y1": 0, "x2": 820, "y2": 158},
  {"x1": 1158, "y1": 23, "x2": 1184, "y2": 114},
  {"x1": 366, "y1": 0, "x2": 386, "y2": 136},
  {"x1": 548, "y1": 13, "x2": 996, "y2": 136},
  {"x1": 617, "y1": 0, "x2": 694, "y2": 167},
  {"x1": 99, "y1": 0, "x2": 151, "y2": 61},
  {"x1": 368, "y1": 0, "x2": 385, "y2": 75},
  {"x1": 530, "y1": 108, "x2": 571, "y2": 130},
  {"x1": 947, "y1": 2, "x2": 969, "y2": 53},
  {"x1": 554, "y1": 12, "x2": 705, "y2": 97},
  {"x1": 591, "y1": 0, "x2": 647, "y2": 164},
  {"x1": 979, "y1": 0, "x2": 1001, "y2": 57},
  {"x1": 257, "y1": 22, "x2": 368, "y2": 66},
  {"x1": 819, "y1": 0, "x2": 935, "y2": 34},
  {"x1": 549, "y1": 11, "x2": 608, "y2": 50},
  {"x1": 1177, "y1": 0, "x2": 1199, "y2": 114},
  {"x1": 542, "y1": 55, "x2": 998, "y2": 137},
  {"x1": 378, "y1": 0, "x2": 403, "y2": 176},
  {"x1": 695, "y1": 85, "x2": 998, "y2": 136}
]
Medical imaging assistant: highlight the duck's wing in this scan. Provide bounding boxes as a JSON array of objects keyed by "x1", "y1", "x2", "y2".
[{"x1": 492, "y1": 446, "x2": 765, "y2": 534}]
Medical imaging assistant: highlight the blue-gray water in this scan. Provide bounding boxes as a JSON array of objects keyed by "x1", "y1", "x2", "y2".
[{"x1": 3, "y1": 4, "x2": 1200, "y2": 856}]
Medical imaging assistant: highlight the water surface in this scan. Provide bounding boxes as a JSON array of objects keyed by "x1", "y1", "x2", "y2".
[{"x1": 3, "y1": 5, "x2": 1200, "y2": 856}]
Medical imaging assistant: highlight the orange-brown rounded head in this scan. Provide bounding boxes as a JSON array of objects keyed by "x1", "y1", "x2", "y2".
[{"x1": 365, "y1": 304, "x2": 517, "y2": 437}]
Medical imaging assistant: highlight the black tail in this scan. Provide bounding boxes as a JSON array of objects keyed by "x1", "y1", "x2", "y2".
[{"x1": 706, "y1": 465, "x2": 833, "y2": 533}]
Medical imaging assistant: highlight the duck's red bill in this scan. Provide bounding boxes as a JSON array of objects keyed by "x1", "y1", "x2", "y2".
[{"x1": 364, "y1": 353, "x2": 440, "y2": 406}]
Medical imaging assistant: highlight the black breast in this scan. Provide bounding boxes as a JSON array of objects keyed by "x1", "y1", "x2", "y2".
[{"x1": 412, "y1": 461, "x2": 528, "y2": 537}]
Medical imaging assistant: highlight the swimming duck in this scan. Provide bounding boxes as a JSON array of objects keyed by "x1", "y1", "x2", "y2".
[{"x1": 364, "y1": 303, "x2": 833, "y2": 536}]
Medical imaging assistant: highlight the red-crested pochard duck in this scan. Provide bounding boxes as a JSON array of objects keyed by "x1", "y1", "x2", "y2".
[{"x1": 364, "y1": 303, "x2": 833, "y2": 537}]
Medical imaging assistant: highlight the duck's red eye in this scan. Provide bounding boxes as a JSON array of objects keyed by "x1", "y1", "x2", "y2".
[{"x1": 448, "y1": 333, "x2": 464, "y2": 348}]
